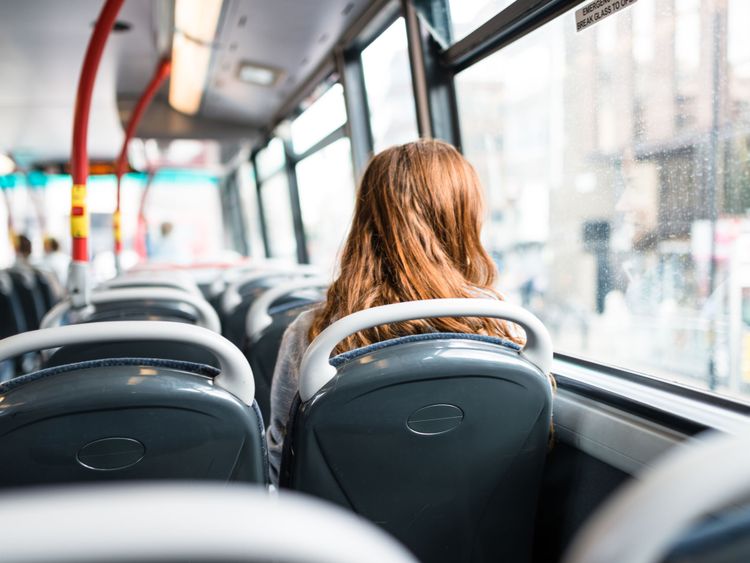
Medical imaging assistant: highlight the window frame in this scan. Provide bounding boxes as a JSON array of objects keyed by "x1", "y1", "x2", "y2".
[
  {"x1": 285, "y1": 81, "x2": 354, "y2": 265},
  {"x1": 436, "y1": 0, "x2": 750, "y2": 413}
]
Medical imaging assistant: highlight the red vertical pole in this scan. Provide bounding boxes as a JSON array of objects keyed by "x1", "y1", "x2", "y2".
[
  {"x1": 68, "y1": 0, "x2": 124, "y2": 303},
  {"x1": 114, "y1": 58, "x2": 171, "y2": 262},
  {"x1": 70, "y1": 0, "x2": 125, "y2": 263}
]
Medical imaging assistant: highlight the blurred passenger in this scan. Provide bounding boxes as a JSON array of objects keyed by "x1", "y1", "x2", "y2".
[
  {"x1": 42, "y1": 237, "x2": 69, "y2": 285},
  {"x1": 267, "y1": 139, "x2": 539, "y2": 484},
  {"x1": 150, "y1": 221, "x2": 189, "y2": 264},
  {"x1": 13, "y1": 234, "x2": 32, "y2": 268}
]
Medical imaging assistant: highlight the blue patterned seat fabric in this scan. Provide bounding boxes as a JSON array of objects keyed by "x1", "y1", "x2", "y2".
[
  {"x1": 329, "y1": 332, "x2": 521, "y2": 368},
  {"x1": 0, "y1": 357, "x2": 220, "y2": 394}
]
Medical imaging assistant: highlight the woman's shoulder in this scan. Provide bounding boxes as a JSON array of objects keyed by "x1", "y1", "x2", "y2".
[
  {"x1": 282, "y1": 304, "x2": 322, "y2": 342},
  {"x1": 290, "y1": 304, "x2": 321, "y2": 327}
]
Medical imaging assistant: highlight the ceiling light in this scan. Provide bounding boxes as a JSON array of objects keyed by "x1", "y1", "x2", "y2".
[
  {"x1": 169, "y1": 0, "x2": 223, "y2": 115},
  {"x1": 237, "y1": 61, "x2": 283, "y2": 86},
  {"x1": 175, "y1": 0, "x2": 223, "y2": 44},
  {"x1": 0, "y1": 153, "x2": 15, "y2": 176}
]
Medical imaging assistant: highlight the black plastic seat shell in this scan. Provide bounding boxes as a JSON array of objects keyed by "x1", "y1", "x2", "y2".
[
  {"x1": 283, "y1": 333, "x2": 552, "y2": 563},
  {"x1": 0, "y1": 357, "x2": 267, "y2": 487}
]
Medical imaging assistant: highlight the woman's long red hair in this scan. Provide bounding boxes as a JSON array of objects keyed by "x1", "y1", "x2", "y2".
[{"x1": 309, "y1": 139, "x2": 524, "y2": 354}]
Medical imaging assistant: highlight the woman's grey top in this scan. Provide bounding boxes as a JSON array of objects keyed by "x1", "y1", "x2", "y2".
[{"x1": 267, "y1": 308, "x2": 319, "y2": 485}]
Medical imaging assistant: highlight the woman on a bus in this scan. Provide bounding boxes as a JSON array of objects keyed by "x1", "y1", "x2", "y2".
[{"x1": 267, "y1": 139, "x2": 525, "y2": 485}]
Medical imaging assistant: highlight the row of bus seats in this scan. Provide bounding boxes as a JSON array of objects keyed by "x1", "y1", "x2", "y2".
[
  {"x1": 0, "y1": 265, "x2": 268, "y2": 486},
  {"x1": 0, "y1": 266, "x2": 63, "y2": 337},
  {"x1": 214, "y1": 265, "x2": 327, "y2": 422},
  {"x1": 0, "y1": 261, "x2": 555, "y2": 562},
  {"x1": 0, "y1": 266, "x2": 63, "y2": 379},
  {"x1": 2, "y1": 430, "x2": 744, "y2": 563},
  {"x1": 0, "y1": 262, "x2": 746, "y2": 562}
]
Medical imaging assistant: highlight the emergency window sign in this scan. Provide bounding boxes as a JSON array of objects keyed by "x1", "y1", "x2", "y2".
[{"x1": 575, "y1": 0, "x2": 639, "y2": 32}]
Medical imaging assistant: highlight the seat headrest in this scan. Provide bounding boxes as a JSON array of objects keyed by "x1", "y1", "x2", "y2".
[
  {"x1": 329, "y1": 332, "x2": 521, "y2": 368},
  {"x1": 0, "y1": 357, "x2": 220, "y2": 394}
]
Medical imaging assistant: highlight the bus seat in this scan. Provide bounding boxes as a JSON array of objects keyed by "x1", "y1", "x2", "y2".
[
  {"x1": 45, "y1": 340, "x2": 219, "y2": 369},
  {"x1": 33, "y1": 268, "x2": 64, "y2": 311},
  {"x1": 662, "y1": 505, "x2": 750, "y2": 563},
  {"x1": 220, "y1": 267, "x2": 320, "y2": 347},
  {"x1": 8, "y1": 268, "x2": 46, "y2": 330},
  {"x1": 0, "y1": 271, "x2": 27, "y2": 381},
  {"x1": 38, "y1": 288, "x2": 223, "y2": 370},
  {"x1": 562, "y1": 429, "x2": 750, "y2": 563},
  {"x1": 0, "y1": 270, "x2": 27, "y2": 339},
  {"x1": 0, "y1": 484, "x2": 418, "y2": 563},
  {"x1": 41, "y1": 287, "x2": 221, "y2": 332},
  {"x1": 0, "y1": 321, "x2": 266, "y2": 488},
  {"x1": 282, "y1": 299, "x2": 553, "y2": 563},
  {"x1": 243, "y1": 279, "x2": 327, "y2": 425},
  {"x1": 97, "y1": 271, "x2": 203, "y2": 296}
]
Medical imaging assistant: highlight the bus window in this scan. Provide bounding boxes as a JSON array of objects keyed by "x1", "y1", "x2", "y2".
[
  {"x1": 295, "y1": 137, "x2": 355, "y2": 271},
  {"x1": 291, "y1": 84, "x2": 347, "y2": 155},
  {"x1": 256, "y1": 138, "x2": 286, "y2": 181},
  {"x1": 362, "y1": 17, "x2": 418, "y2": 152},
  {"x1": 455, "y1": 0, "x2": 750, "y2": 400},
  {"x1": 413, "y1": 0, "x2": 517, "y2": 45},
  {"x1": 144, "y1": 170, "x2": 224, "y2": 265},
  {"x1": 237, "y1": 162, "x2": 266, "y2": 259},
  {"x1": 255, "y1": 138, "x2": 297, "y2": 261},
  {"x1": 259, "y1": 171, "x2": 297, "y2": 261}
]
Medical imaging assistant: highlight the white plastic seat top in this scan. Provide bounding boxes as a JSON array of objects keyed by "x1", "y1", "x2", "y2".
[{"x1": 0, "y1": 483, "x2": 418, "y2": 563}]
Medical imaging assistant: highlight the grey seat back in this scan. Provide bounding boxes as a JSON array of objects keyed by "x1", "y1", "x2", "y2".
[
  {"x1": 0, "y1": 272, "x2": 27, "y2": 380},
  {"x1": 8, "y1": 268, "x2": 46, "y2": 330},
  {"x1": 0, "y1": 321, "x2": 267, "y2": 488},
  {"x1": 40, "y1": 289, "x2": 222, "y2": 367},
  {"x1": 33, "y1": 268, "x2": 63, "y2": 311},
  {"x1": 221, "y1": 270, "x2": 320, "y2": 347},
  {"x1": 245, "y1": 301, "x2": 319, "y2": 425},
  {"x1": 0, "y1": 271, "x2": 26, "y2": 339},
  {"x1": 243, "y1": 281, "x2": 327, "y2": 425},
  {"x1": 283, "y1": 333, "x2": 552, "y2": 563},
  {"x1": 663, "y1": 506, "x2": 750, "y2": 563},
  {"x1": 0, "y1": 357, "x2": 267, "y2": 487}
]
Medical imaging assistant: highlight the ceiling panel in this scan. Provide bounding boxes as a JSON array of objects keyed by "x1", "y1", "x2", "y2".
[
  {"x1": 0, "y1": 0, "x2": 375, "y2": 164},
  {"x1": 201, "y1": 0, "x2": 370, "y2": 125},
  {"x1": 0, "y1": 0, "x2": 158, "y2": 163}
]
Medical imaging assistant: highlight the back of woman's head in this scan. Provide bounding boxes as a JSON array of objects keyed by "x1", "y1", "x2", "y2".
[{"x1": 310, "y1": 139, "x2": 522, "y2": 352}]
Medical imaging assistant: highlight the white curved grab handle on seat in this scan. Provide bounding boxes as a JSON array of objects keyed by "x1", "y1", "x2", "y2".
[
  {"x1": 221, "y1": 265, "x2": 321, "y2": 314},
  {"x1": 98, "y1": 275, "x2": 202, "y2": 296},
  {"x1": 299, "y1": 298, "x2": 552, "y2": 402},
  {"x1": 563, "y1": 429, "x2": 750, "y2": 563},
  {"x1": 245, "y1": 278, "x2": 329, "y2": 343},
  {"x1": 0, "y1": 484, "x2": 418, "y2": 563},
  {"x1": 0, "y1": 321, "x2": 254, "y2": 404},
  {"x1": 41, "y1": 287, "x2": 221, "y2": 333}
]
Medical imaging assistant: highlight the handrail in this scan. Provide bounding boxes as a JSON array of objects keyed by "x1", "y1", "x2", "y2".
[
  {"x1": 97, "y1": 273, "x2": 202, "y2": 296},
  {"x1": 41, "y1": 287, "x2": 221, "y2": 333},
  {"x1": 206, "y1": 259, "x2": 300, "y2": 299},
  {"x1": 299, "y1": 298, "x2": 552, "y2": 401},
  {"x1": 69, "y1": 0, "x2": 125, "y2": 305},
  {"x1": 113, "y1": 58, "x2": 171, "y2": 270},
  {"x1": 0, "y1": 321, "x2": 253, "y2": 404},
  {"x1": 245, "y1": 278, "x2": 328, "y2": 343}
]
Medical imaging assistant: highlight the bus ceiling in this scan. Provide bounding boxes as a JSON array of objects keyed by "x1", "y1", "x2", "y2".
[{"x1": 0, "y1": 0, "x2": 374, "y2": 166}]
